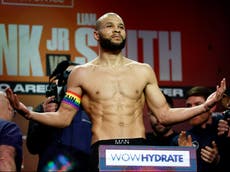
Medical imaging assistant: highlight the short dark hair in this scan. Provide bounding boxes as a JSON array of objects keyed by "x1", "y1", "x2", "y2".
[
  {"x1": 49, "y1": 60, "x2": 79, "y2": 80},
  {"x1": 186, "y1": 86, "x2": 212, "y2": 100}
]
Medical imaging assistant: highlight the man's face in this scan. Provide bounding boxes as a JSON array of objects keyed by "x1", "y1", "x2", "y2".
[
  {"x1": 97, "y1": 15, "x2": 126, "y2": 52},
  {"x1": 98, "y1": 33, "x2": 126, "y2": 52},
  {"x1": 186, "y1": 96, "x2": 210, "y2": 126}
]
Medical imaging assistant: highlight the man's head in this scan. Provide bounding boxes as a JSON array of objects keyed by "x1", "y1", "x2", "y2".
[
  {"x1": 0, "y1": 91, "x2": 15, "y2": 121},
  {"x1": 94, "y1": 12, "x2": 126, "y2": 52},
  {"x1": 186, "y1": 86, "x2": 214, "y2": 126}
]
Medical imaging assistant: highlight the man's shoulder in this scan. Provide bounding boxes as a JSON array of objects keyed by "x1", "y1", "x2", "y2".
[
  {"x1": 68, "y1": 63, "x2": 91, "y2": 79},
  {"x1": 71, "y1": 62, "x2": 95, "y2": 72},
  {"x1": 0, "y1": 118, "x2": 8, "y2": 124},
  {"x1": 126, "y1": 59, "x2": 152, "y2": 69},
  {"x1": 0, "y1": 119, "x2": 22, "y2": 146},
  {"x1": 0, "y1": 119, "x2": 17, "y2": 129},
  {"x1": 0, "y1": 121, "x2": 21, "y2": 133}
]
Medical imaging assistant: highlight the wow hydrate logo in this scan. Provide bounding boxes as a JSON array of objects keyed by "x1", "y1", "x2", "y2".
[{"x1": 106, "y1": 149, "x2": 190, "y2": 167}]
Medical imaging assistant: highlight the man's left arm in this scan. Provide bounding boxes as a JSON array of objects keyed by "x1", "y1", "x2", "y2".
[{"x1": 145, "y1": 65, "x2": 226, "y2": 125}]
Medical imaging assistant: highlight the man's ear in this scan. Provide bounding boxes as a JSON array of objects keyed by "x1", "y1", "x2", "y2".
[{"x1": 94, "y1": 31, "x2": 99, "y2": 41}]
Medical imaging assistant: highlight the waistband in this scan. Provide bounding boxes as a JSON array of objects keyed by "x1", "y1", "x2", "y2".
[{"x1": 91, "y1": 138, "x2": 146, "y2": 148}]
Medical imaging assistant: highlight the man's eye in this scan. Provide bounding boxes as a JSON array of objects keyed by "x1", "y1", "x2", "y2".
[{"x1": 119, "y1": 26, "x2": 124, "y2": 29}]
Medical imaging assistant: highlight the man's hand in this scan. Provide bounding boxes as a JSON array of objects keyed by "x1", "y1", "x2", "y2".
[
  {"x1": 217, "y1": 119, "x2": 230, "y2": 136},
  {"x1": 5, "y1": 87, "x2": 31, "y2": 119},
  {"x1": 204, "y1": 78, "x2": 226, "y2": 111},
  {"x1": 201, "y1": 141, "x2": 220, "y2": 164},
  {"x1": 178, "y1": 131, "x2": 192, "y2": 146}
]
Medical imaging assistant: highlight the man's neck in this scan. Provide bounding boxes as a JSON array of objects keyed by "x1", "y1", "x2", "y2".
[{"x1": 98, "y1": 51, "x2": 125, "y2": 66}]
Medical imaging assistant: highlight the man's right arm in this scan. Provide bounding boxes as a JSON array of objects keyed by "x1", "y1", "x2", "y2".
[
  {"x1": 29, "y1": 102, "x2": 78, "y2": 128},
  {"x1": 6, "y1": 87, "x2": 78, "y2": 128},
  {"x1": 0, "y1": 145, "x2": 16, "y2": 171},
  {"x1": 6, "y1": 66, "x2": 83, "y2": 128}
]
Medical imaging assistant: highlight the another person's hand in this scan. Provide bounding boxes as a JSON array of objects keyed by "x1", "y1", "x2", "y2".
[
  {"x1": 201, "y1": 141, "x2": 220, "y2": 164},
  {"x1": 42, "y1": 96, "x2": 58, "y2": 112},
  {"x1": 5, "y1": 87, "x2": 31, "y2": 119},
  {"x1": 217, "y1": 119, "x2": 230, "y2": 136},
  {"x1": 178, "y1": 131, "x2": 192, "y2": 146}
]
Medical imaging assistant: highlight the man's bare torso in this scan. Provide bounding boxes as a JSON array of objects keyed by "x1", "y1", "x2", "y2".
[{"x1": 76, "y1": 58, "x2": 150, "y2": 144}]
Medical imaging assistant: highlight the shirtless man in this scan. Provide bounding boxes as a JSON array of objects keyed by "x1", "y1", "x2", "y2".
[{"x1": 6, "y1": 12, "x2": 226, "y2": 171}]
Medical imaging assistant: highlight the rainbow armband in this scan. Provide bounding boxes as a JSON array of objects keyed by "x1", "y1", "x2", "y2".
[{"x1": 62, "y1": 90, "x2": 81, "y2": 110}]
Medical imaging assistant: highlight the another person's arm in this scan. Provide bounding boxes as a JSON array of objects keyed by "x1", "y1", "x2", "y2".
[
  {"x1": 0, "y1": 121, "x2": 22, "y2": 172},
  {"x1": 0, "y1": 145, "x2": 16, "y2": 171}
]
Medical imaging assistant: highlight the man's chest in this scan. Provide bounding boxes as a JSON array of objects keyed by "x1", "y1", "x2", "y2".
[{"x1": 83, "y1": 72, "x2": 146, "y2": 100}]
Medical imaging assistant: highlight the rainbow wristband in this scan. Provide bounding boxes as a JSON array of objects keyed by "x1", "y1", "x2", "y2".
[{"x1": 62, "y1": 90, "x2": 81, "y2": 110}]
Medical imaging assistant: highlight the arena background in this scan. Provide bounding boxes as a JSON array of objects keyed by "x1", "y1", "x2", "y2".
[{"x1": 0, "y1": 0, "x2": 229, "y2": 171}]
